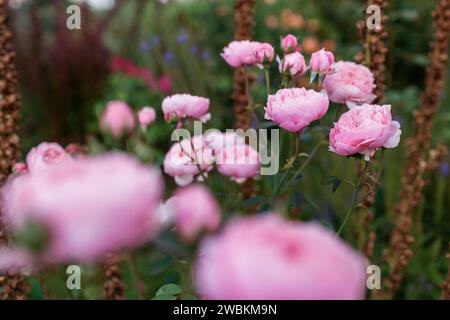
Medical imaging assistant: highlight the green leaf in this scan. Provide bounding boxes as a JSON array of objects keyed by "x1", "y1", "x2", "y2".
[
  {"x1": 180, "y1": 294, "x2": 199, "y2": 300},
  {"x1": 151, "y1": 294, "x2": 177, "y2": 300},
  {"x1": 321, "y1": 176, "x2": 343, "y2": 193},
  {"x1": 156, "y1": 283, "x2": 182, "y2": 296}
]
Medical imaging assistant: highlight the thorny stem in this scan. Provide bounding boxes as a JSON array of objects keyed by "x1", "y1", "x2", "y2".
[{"x1": 337, "y1": 160, "x2": 370, "y2": 235}]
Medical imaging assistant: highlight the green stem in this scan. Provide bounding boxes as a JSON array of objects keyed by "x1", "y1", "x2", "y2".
[
  {"x1": 125, "y1": 253, "x2": 144, "y2": 300},
  {"x1": 264, "y1": 68, "x2": 271, "y2": 96}
]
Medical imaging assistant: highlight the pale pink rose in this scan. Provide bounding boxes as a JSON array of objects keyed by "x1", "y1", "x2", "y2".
[
  {"x1": 138, "y1": 106, "x2": 157, "y2": 130},
  {"x1": 1, "y1": 153, "x2": 163, "y2": 266},
  {"x1": 221, "y1": 40, "x2": 260, "y2": 67},
  {"x1": 26, "y1": 142, "x2": 73, "y2": 173},
  {"x1": 171, "y1": 185, "x2": 221, "y2": 242},
  {"x1": 216, "y1": 143, "x2": 260, "y2": 184},
  {"x1": 100, "y1": 100, "x2": 135, "y2": 138},
  {"x1": 162, "y1": 94, "x2": 210, "y2": 123},
  {"x1": 329, "y1": 104, "x2": 402, "y2": 161},
  {"x1": 204, "y1": 131, "x2": 246, "y2": 154},
  {"x1": 323, "y1": 61, "x2": 376, "y2": 107},
  {"x1": 265, "y1": 88, "x2": 329, "y2": 132},
  {"x1": 163, "y1": 135, "x2": 214, "y2": 186},
  {"x1": 281, "y1": 34, "x2": 298, "y2": 52},
  {"x1": 279, "y1": 52, "x2": 307, "y2": 76},
  {"x1": 310, "y1": 48, "x2": 335, "y2": 74},
  {"x1": 195, "y1": 215, "x2": 366, "y2": 300},
  {"x1": 254, "y1": 42, "x2": 275, "y2": 65}
]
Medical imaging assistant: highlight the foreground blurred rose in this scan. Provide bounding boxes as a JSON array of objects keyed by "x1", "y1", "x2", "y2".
[
  {"x1": 195, "y1": 215, "x2": 366, "y2": 300},
  {"x1": 309, "y1": 48, "x2": 334, "y2": 75},
  {"x1": 138, "y1": 106, "x2": 157, "y2": 130},
  {"x1": 216, "y1": 143, "x2": 260, "y2": 184},
  {"x1": 265, "y1": 88, "x2": 329, "y2": 133},
  {"x1": 100, "y1": 101, "x2": 135, "y2": 138},
  {"x1": 281, "y1": 34, "x2": 298, "y2": 53},
  {"x1": 26, "y1": 142, "x2": 73, "y2": 173},
  {"x1": 163, "y1": 135, "x2": 214, "y2": 186},
  {"x1": 278, "y1": 52, "x2": 307, "y2": 76},
  {"x1": 329, "y1": 104, "x2": 401, "y2": 161},
  {"x1": 162, "y1": 94, "x2": 210, "y2": 124},
  {"x1": 323, "y1": 61, "x2": 375, "y2": 107},
  {"x1": 0, "y1": 153, "x2": 163, "y2": 267},
  {"x1": 171, "y1": 185, "x2": 221, "y2": 242}
]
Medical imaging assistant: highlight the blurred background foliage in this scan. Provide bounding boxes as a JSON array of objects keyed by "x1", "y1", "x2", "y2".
[{"x1": 6, "y1": 0, "x2": 450, "y2": 299}]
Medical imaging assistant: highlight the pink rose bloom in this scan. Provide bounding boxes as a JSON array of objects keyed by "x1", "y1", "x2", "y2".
[
  {"x1": 138, "y1": 106, "x2": 157, "y2": 130},
  {"x1": 1, "y1": 153, "x2": 163, "y2": 266},
  {"x1": 163, "y1": 135, "x2": 214, "y2": 186},
  {"x1": 310, "y1": 48, "x2": 335, "y2": 74},
  {"x1": 13, "y1": 162, "x2": 28, "y2": 175},
  {"x1": 216, "y1": 143, "x2": 260, "y2": 184},
  {"x1": 171, "y1": 185, "x2": 221, "y2": 242},
  {"x1": 221, "y1": 40, "x2": 260, "y2": 67},
  {"x1": 205, "y1": 131, "x2": 246, "y2": 154},
  {"x1": 254, "y1": 42, "x2": 275, "y2": 65},
  {"x1": 265, "y1": 88, "x2": 329, "y2": 133},
  {"x1": 100, "y1": 101, "x2": 135, "y2": 138},
  {"x1": 26, "y1": 142, "x2": 73, "y2": 173},
  {"x1": 279, "y1": 52, "x2": 307, "y2": 76},
  {"x1": 323, "y1": 61, "x2": 376, "y2": 107},
  {"x1": 162, "y1": 94, "x2": 211, "y2": 123},
  {"x1": 159, "y1": 75, "x2": 172, "y2": 93},
  {"x1": 329, "y1": 104, "x2": 402, "y2": 161},
  {"x1": 195, "y1": 215, "x2": 366, "y2": 300},
  {"x1": 281, "y1": 34, "x2": 298, "y2": 52}
]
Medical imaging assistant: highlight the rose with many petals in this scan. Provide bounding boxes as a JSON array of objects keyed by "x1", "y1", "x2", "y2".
[
  {"x1": 195, "y1": 214, "x2": 366, "y2": 300},
  {"x1": 329, "y1": 104, "x2": 401, "y2": 161},
  {"x1": 100, "y1": 101, "x2": 135, "y2": 138},
  {"x1": 163, "y1": 135, "x2": 214, "y2": 186},
  {"x1": 216, "y1": 143, "x2": 260, "y2": 184},
  {"x1": 309, "y1": 48, "x2": 334, "y2": 75},
  {"x1": 204, "y1": 131, "x2": 246, "y2": 154},
  {"x1": 0, "y1": 153, "x2": 163, "y2": 267},
  {"x1": 265, "y1": 88, "x2": 329, "y2": 133},
  {"x1": 323, "y1": 61, "x2": 376, "y2": 107},
  {"x1": 138, "y1": 106, "x2": 157, "y2": 130},
  {"x1": 162, "y1": 94, "x2": 210, "y2": 124},
  {"x1": 221, "y1": 40, "x2": 259, "y2": 67},
  {"x1": 278, "y1": 52, "x2": 307, "y2": 76},
  {"x1": 171, "y1": 185, "x2": 221, "y2": 242},
  {"x1": 281, "y1": 34, "x2": 298, "y2": 52},
  {"x1": 26, "y1": 142, "x2": 73, "y2": 173}
]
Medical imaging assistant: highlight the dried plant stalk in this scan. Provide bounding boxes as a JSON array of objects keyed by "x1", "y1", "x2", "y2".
[
  {"x1": 102, "y1": 253, "x2": 125, "y2": 300},
  {"x1": 0, "y1": 0, "x2": 28, "y2": 300},
  {"x1": 441, "y1": 243, "x2": 450, "y2": 300}
]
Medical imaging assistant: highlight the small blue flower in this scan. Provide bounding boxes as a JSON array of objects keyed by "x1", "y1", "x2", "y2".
[
  {"x1": 201, "y1": 50, "x2": 211, "y2": 61},
  {"x1": 152, "y1": 36, "x2": 160, "y2": 46},
  {"x1": 190, "y1": 45, "x2": 199, "y2": 55},
  {"x1": 164, "y1": 50, "x2": 175, "y2": 63},
  {"x1": 177, "y1": 31, "x2": 189, "y2": 44},
  {"x1": 440, "y1": 163, "x2": 449, "y2": 177},
  {"x1": 140, "y1": 41, "x2": 150, "y2": 52}
]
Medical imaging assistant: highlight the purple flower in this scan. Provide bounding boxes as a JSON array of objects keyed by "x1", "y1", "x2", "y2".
[
  {"x1": 164, "y1": 50, "x2": 175, "y2": 64},
  {"x1": 440, "y1": 163, "x2": 449, "y2": 177},
  {"x1": 202, "y1": 50, "x2": 211, "y2": 62},
  {"x1": 177, "y1": 30, "x2": 189, "y2": 44},
  {"x1": 152, "y1": 36, "x2": 160, "y2": 46},
  {"x1": 140, "y1": 41, "x2": 150, "y2": 52}
]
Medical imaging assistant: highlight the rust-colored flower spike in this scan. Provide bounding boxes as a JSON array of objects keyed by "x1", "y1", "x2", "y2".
[
  {"x1": 232, "y1": 0, "x2": 256, "y2": 199},
  {"x1": 0, "y1": 0, "x2": 28, "y2": 300},
  {"x1": 355, "y1": 0, "x2": 388, "y2": 104},
  {"x1": 102, "y1": 253, "x2": 125, "y2": 300},
  {"x1": 441, "y1": 243, "x2": 450, "y2": 300}
]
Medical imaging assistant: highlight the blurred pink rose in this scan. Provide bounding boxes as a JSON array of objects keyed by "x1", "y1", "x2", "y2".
[
  {"x1": 159, "y1": 75, "x2": 172, "y2": 93},
  {"x1": 323, "y1": 61, "x2": 376, "y2": 107},
  {"x1": 254, "y1": 43, "x2": 275, "y2": 65},
  {"x1": 162, "y1": 94, "x2": 210, "y2": 124},
  {"x1": 265, "y1": 88, "x2": 329, "y2": 132},
  {"x1": 279, "y1": 52, "x2": 307, "y2": 76},
  {"x1": 195, "y1": 214, "x2": 366, "y2": 300},
  {"x1": 216, "y1": 143, "x2": 260, "y2": 184},
  {"x1": 205, "y1": 131, "x2": 246, "y2": 154},
  {"x1": 221, "y1": 40, "x2": 262, "y2": 67},
  {"x1": 26, "y1": 142, "x2": 73, "y2": 173},
  {"x1": 138, "y1": 106, "x2": 157, "y2": 130},
  {"x1": 163, "y1": 135, "x2": 214, "y2": 186},
  {"x1": 1, "y1": 153, "x2": 163, "y2": 266},
  {"x1": 13, "y1": 162, "x2": 28, "y2": 175},
  {"x1": 310, "y1": 48, "x2": 334, "y2": 74},
  {"x1": 329, "y1": 104, "x2": 401, "y2": 161},
  {"x1": 100, "y1": 101, "x2": 135, "y2": 138},
  {"x1": 171, "y1": 185, "x2": 221, "y2": 242},
  {"x1": 281, "y1": 34, "x2": 298, "y2": 52}
]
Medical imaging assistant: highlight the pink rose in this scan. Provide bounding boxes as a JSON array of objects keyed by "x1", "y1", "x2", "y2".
[
  {"x1": 162, "y1": 94, "x2": 210, "y2": 123},
  {"x1": 310, "y1": 48, "x2": 334, "y2": 74},
  {"x1": 1, "y1": 153, "x2": 163, "y2": 266},
  {"x1": 279, "y1": 52, "x2": 307, "y2": 76},
  {"x1": 100, "y1": 101, "x2": 135, "y2": 138},
  {"x1": 195, "y1": 215, "x2": 366, "y2": 300},
  {"x1": 204, "y1": 131, "x2": 246, "y2": 154},
  {"x1": 216, "y1": 143, "x2": 260, "y2": 184},
  {"x1": 13, "y1": 162, "x2": 28, "y2": 175},
  {"x1": 281, "y1": 34, "x2": 298, "y2": 52},
  {"x1": 254, "y1": 42, "x2": 275, "y2": 65},
  {"x1": 329, "y1": 104, "x2": 402, "y2": 161},
  {"x1": 138, "y1": 106, "x2": 157, "y2": 130},
  {"x1": 265, "y1": 88, "x2": 329, "y2": 132},
  {"x1": 26, "y1": 142, "x2": 73, "y2": 173},
  {"x1": 171, "y1": 185, "x2": 221, "y2": 242},
  {"x1": 163, "y1": 135, "x2": 214, "y2": 186},
  {"x1": 323, "y1": 61, "x2": 376, "y2": 107}
]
